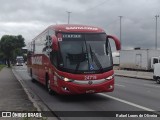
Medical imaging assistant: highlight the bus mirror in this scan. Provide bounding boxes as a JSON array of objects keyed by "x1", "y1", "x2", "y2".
[
  {"x1": 52, "y1": 36, "x2": 59, "y2": 51},
  {"x1": 45, "y1": 35, "x2": 52, "y2": 47},
  {"x1": 46, "y1": 35, "x2": 52, "y2": 40},
  {"x1": 107, "y1": 35, "x2": 121, "y2": 50},
  {"x1": 46, "y1": 41, "x2": 52, "y2": 46}
]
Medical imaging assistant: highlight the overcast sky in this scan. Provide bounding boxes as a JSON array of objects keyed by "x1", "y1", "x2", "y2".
[{"x1": 0, "y1": 0, "x2": 160, "y2": 51}]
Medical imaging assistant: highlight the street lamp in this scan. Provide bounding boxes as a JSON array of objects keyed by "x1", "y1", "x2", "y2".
[
  {"x1": 66, "y1": 11, "x2": 71, "y2": 24},
  {"x1": 155, "y1": 15, "x2": 159, "y2": 50},
  {"x1": 119, "y1": 16, "x2": 123, "y2": 49},
  {"x1": 118, "y1": 16, "x2": 123, "y2": 66}
]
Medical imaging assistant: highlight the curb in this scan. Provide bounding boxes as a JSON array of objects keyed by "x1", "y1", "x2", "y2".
[
  {"x1": 115, "y1": 74, "x2": 153, "y2": 80},
  {"x1": 12, "y1": 69, "x2": 41, "y2": 111},
  {"x1": 12, "y1": 68, "x2": 60, "y2": 120}
]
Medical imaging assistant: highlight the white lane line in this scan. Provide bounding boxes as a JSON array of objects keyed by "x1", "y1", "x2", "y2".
[
  {"x1": 115, "y1": 84, "x2": 125, "y2": 87},
  {"x1": 99, "y1": 93, "x2": 155, "y2": 111},
  {"x1": 143, "y1": 84, "x2": 160, "y2": 88}
]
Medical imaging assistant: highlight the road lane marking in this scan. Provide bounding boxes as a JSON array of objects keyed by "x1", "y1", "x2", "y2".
[
  {"x1": 99, "y1": 93, "x2": 155, "y2": 111},
  {"x1": 143, "y1": 84, "x2": 160, "y2": 88},
  {"x1": 115, "y1": 84, "x2": 125, "y2": 87}
]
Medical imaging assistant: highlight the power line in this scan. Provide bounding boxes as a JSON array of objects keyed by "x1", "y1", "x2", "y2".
[
  {"x1": 105, "y1": 19, "x2": 119, "y2": 27},
  {"x1": 66, "y1": 0, "x2": 107, "y2": 23},
  {"x1": 84, "y1": 0, "x2": 107, "y2": 12}
]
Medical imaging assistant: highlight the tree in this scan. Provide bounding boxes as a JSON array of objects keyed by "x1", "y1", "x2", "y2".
[
  {"x1": 0, "y1": 49, "x2": 5, "y2": 64},
  {"x1": 0, "y1": 35, "x2": 25, "y2": 67}
]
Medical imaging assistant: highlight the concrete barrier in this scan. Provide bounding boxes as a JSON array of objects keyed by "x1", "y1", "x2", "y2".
[{"x1": 114, "y1": 70, "x2": 153, "y2": 80}]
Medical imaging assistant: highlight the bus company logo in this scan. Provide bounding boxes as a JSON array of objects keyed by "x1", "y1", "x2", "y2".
[
  {"x1": 66, "y1": 27, "x2": 98, "y2": 31},
  {"x1": 88, "y1": 80, "x2": 93, "y2": 85},
  {"x1": 2, "y1": 112, "x2": 11, "y2": 117},
  {"x1": 31, "y1": 56, "x2": 42, "y2": 65}
]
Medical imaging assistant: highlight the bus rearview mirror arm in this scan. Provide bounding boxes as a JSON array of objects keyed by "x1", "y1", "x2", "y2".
[
  {"x1": 107, "y1": 35, "x2": 121, "y2": 50},
  {"x1": 52, "y1": 35, "x2": 59, "y2": 50}
]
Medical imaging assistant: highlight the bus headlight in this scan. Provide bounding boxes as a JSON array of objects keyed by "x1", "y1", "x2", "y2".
[
  {"x1": 64, "y1": 78, "x2": 74, "y2": 82},
  {"x1": 54, "y1": 72, "x2": 74, "y2": 82},
  {"x1": 105, "y1": 75, "x2": 114, "y2": 80}
]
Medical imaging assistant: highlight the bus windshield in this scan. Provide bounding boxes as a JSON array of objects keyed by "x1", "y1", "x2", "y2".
[{"x1": 57, "y1": 33, "x2": 112, "y2": 74}]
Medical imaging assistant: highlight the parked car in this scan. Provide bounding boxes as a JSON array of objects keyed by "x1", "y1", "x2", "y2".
[{"x1": 16, "y1": 61, "x2": 23, "y2": 66}]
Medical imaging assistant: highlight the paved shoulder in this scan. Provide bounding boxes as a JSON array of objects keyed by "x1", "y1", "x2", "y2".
[{"x1": 0, "y1": 67, "x2": 39, "y2": 119}]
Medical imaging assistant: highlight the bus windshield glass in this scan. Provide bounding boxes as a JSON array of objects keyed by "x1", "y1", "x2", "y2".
[{"x1": 57, "y1": 33, "x2": 112, "y2": 74}]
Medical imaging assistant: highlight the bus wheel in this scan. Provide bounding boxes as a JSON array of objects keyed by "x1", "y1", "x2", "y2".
[
  {"x1": 30, "y1": 69, "x2": 35, "y2": 82},
  {"x1": 46, "y1": 78, "x2": 53, "y2": 95}
]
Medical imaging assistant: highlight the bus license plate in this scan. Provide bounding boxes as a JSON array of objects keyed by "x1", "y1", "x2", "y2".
[{"x1": 86, "y1": 90, "x2": 95, "y2": 93}]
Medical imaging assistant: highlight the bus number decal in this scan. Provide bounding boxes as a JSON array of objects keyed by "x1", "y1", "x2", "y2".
[
  {"x1": 31, "y1": 56, "x2": 42, "y2": 65},
  {"x1": 84, "y1": 75, "x2": 97, "y2": 80}
]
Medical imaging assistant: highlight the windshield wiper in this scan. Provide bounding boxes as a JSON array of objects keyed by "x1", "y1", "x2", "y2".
[{"x1": 89, "y1": 45, "x2": 104, "y2": 72}]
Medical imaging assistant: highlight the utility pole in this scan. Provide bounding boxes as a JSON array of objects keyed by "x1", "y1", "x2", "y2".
[
  {"x1": 155, "y1": 15, "x2": 159, "y2": 50},
  {"x1": 118, "y1": 16, "x2": 123, "y2": 66},
  {"x1": 66, "y1": 11, "x2": 71, "y2": 24},
  {"x1": 119, "y1": 16, "x2": 123, "y2": 49}
]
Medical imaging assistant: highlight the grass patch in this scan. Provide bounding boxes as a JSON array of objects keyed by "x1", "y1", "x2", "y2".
[{"x1": 0, "y1": 65, "x2": 6, "y2": 71}]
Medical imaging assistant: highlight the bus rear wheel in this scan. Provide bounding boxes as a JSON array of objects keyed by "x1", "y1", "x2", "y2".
[{"x1": 30, "y1": 69, "x2": 35, "y2": 82}]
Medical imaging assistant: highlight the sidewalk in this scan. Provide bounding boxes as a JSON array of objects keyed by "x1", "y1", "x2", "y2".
[
  {"x1": 114, "y1": 70, "x2": 153, "y2": 80},
  {"x1": 0, "y1": 67, "x2": 39, "y2": 119}
]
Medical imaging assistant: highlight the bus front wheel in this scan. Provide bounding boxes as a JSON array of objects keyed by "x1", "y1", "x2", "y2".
[{"x1": 46, "y1": 75, "x2": 53, "y2": 95}]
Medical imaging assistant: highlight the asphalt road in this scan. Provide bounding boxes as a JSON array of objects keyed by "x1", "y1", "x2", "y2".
[{"x1": 13, "y1": 65, "x2": 160, "y2": 120}]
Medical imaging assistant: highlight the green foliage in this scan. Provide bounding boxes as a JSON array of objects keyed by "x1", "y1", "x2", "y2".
[
  {"x1": 0, "y1": 49, "x2": 4, "y2": 59},
  {"x1": 0, "y1": 35, "x2": 26, "y2": 67},
  {"x1": 0, "y1": 65, "x2": 6, "y2": 71}
]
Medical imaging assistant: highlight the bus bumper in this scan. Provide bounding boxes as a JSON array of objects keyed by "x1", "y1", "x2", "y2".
[{"x1": 54, "y1": 79, "x2": 114, "y2": 95}]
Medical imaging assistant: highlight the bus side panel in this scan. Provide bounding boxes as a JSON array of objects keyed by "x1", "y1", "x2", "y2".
[
  {"x1": 31, "y1": 55, "x2": 42, "y2": 83},
  {"x1": 39, "y1": 55, "x2": 52, "y2": 85},
  {"x1": 38, "y1": 64, "x2": 45, "y2": 85},
  {"x1": 31, "y1": 65, "x2": 38, "y2": 80}
]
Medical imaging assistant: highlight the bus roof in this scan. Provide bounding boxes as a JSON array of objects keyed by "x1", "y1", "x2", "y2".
[
  {"x1": 32, "y1": 24, "x2": 105, "y2": 41},
  {"x1": 49, "y1": 24, "x2": 105, "y2": 33}
]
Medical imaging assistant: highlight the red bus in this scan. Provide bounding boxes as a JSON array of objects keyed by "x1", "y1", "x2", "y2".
[{"x1": 27, "y1": 24, "x2": 121, "y2": 95}]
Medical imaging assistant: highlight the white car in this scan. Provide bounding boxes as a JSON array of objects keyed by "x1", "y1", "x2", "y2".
[{"x1": 16, "y1": 62, "x2": 23, "y2": 66}]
